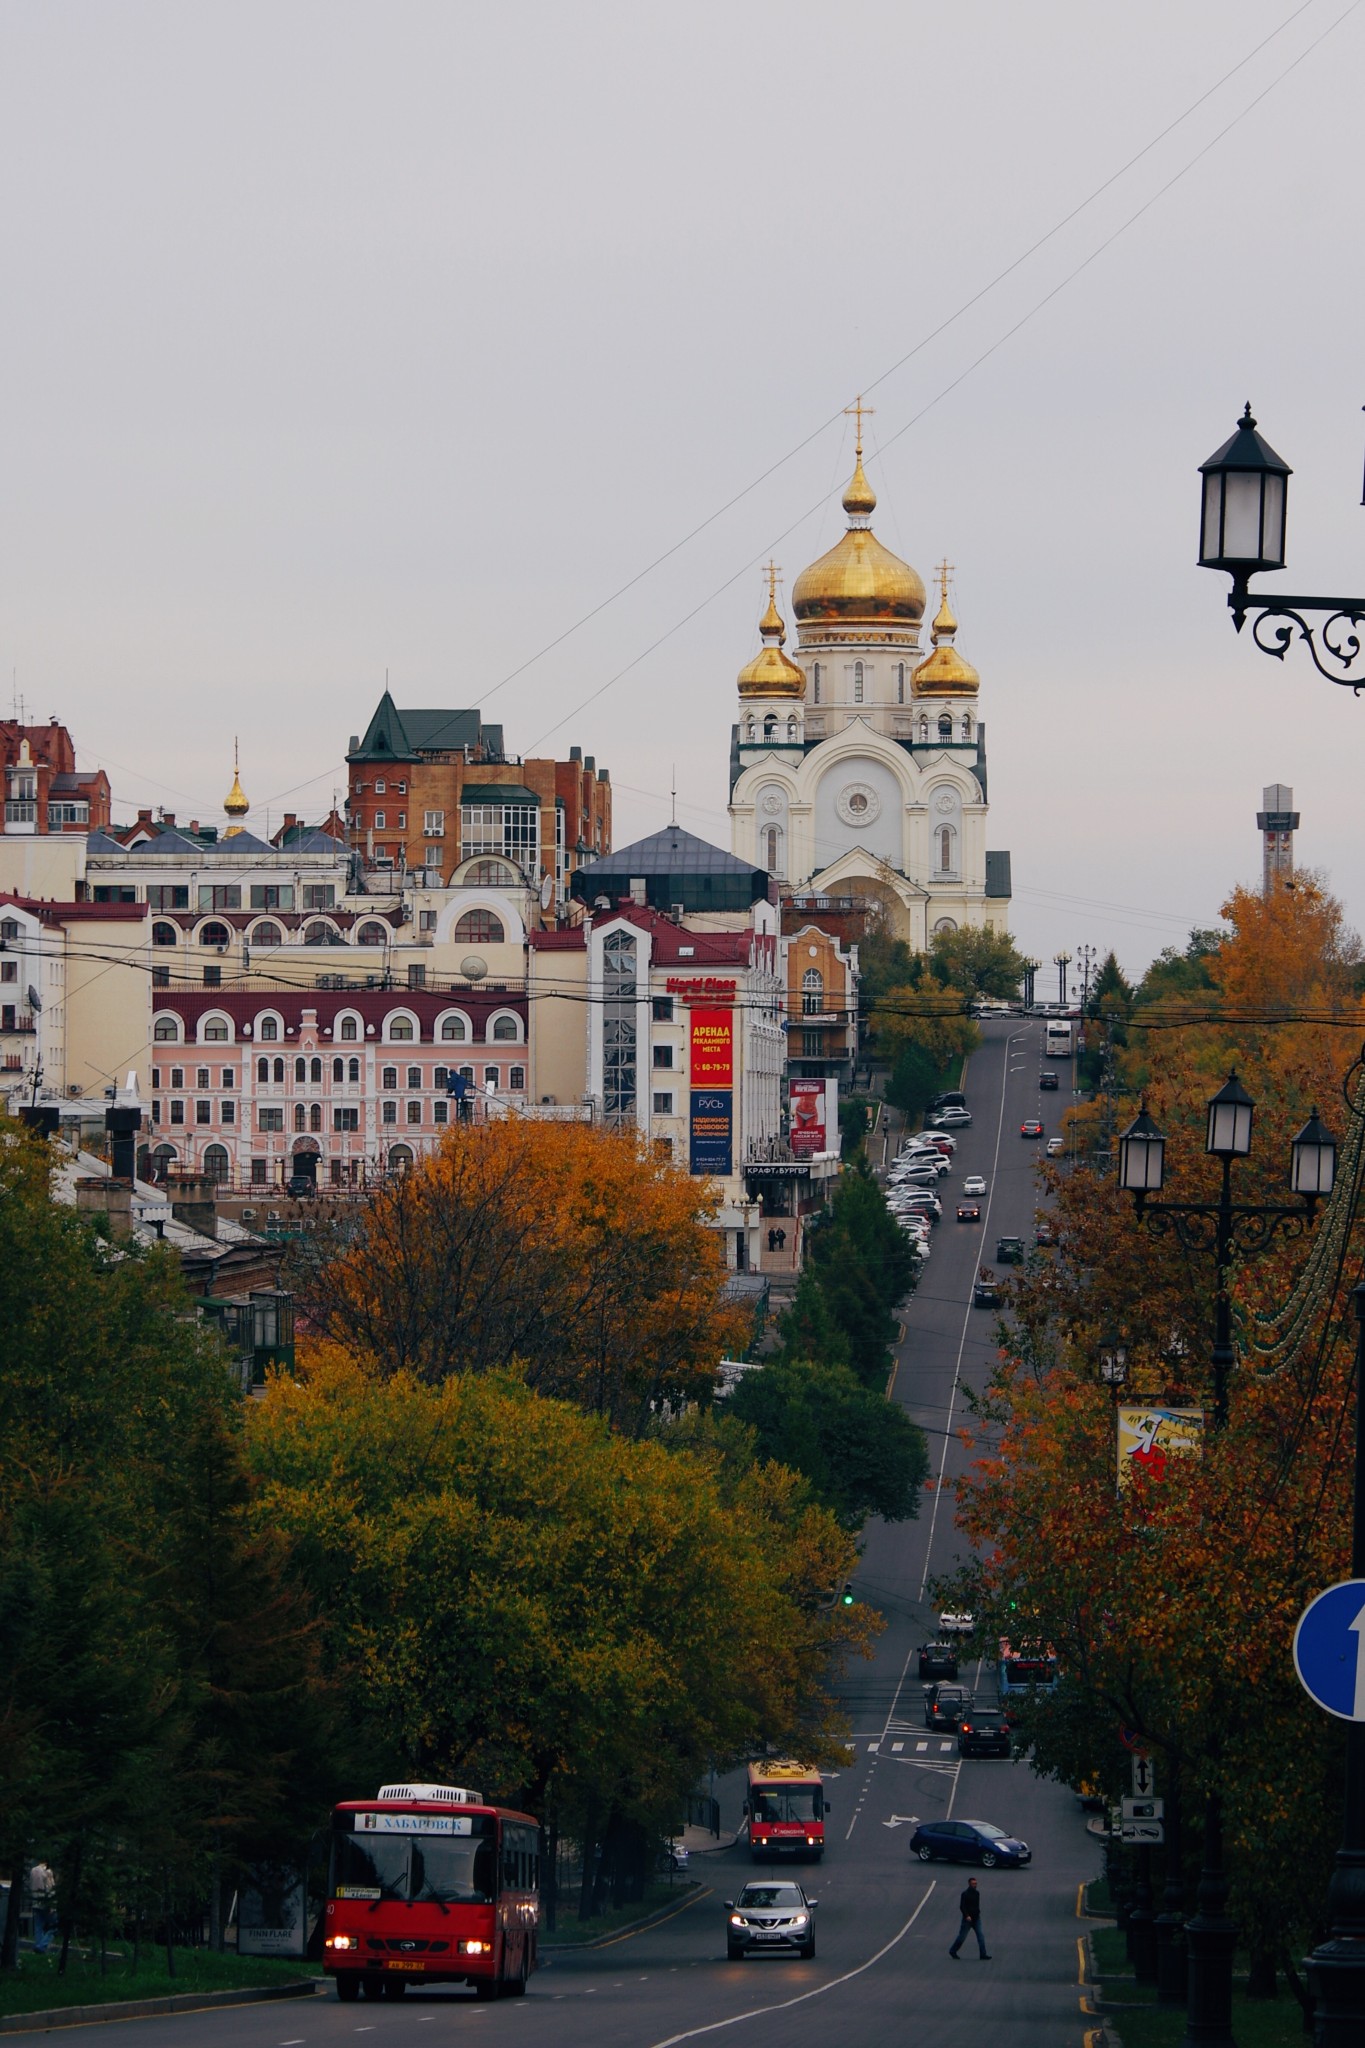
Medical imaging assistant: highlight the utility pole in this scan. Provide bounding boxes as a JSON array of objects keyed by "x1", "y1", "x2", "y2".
[{"x1": 1077, "y1": 943, "x2": 1097, "y2": 1010}]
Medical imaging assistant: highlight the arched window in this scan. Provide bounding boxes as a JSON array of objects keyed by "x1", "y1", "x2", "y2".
[
  {"x1": 467, "y1": 859, "x2": 516, "y2": 886},
  {"x1": 294, "y1": 1103, "x2": 307, "y2": 1132},
  {"x1": 509, "y1": 1065, "x2": 526, "y2": 1091},
  {"x1": 348, "y1": 1057, "x2": 360, "y2": 1082},
  {"x1": 273, "y1": 1058, "x2": 285, "y2": 1084},
  {"x1": 918, "y1": 715, "x2": 929, "y2": 742},
  {"x1": 309, "y1": 1103, "x2": 323, "y2": 1132},
  {"x1": 961, "y1": 713, "x2": 972, "y2": 740},
  {"x1": 387, "y1": 1015, "x2": 415, "y2": 1041},
  {"x1": 763, "y1": 825, "x2": 782, "y2": 875},
  {"x1": 339, "y1": 1015, "x2": 358, "y2": 1041},
  {"x1": 454, "y1": 910, "x2": 504, "y2": 944},
  {"x1": 259, "y1": 1017, "x2": 279, "y2": 1041},
  {"x1": 745, "y1": 715, "x2": 756, "y2": 741},
  {"x1": 938, "y1": 826, "x2": 954, "y2": 873},
  {"x1": 490, "y1": 1014, "x2": 520, "y2": 1042},
  {"x1": 802, "y1": 967, "x2": 825, "y2": 1015},
  {"x1": 440, "y1": 1014, "x2": 468, "y2": 1041},
  {"x1": 294, "y1": 1057, "x2": 306, "y2": 1082},
  {"x1": 202, "y1": 1144, "x2": 229, "y2": 1185},
  {"x1": 303, "y1": 920, "x2": 338, "y2": 946},
  {"x1": 150, "y1": 1143, "x2": 178, "y2": 1179},
  {"x1": 933, "y1": 916, "x2": 958, "y2": 936},
  {"x1": 938, "y1": 713, "x2": 953, "y2": 739},
  {"x1": 153, "y1": 1016, "x2": 179, "y2": 1042},
  {"x1": 200, "y1": 921, "x2": 230, "y2": 947},
  {"x1": 458, "y1": 1064, "x2": 475, "y2": 1084},
  {"x1": 382, "y1": 1065, "x2": 398, "y2": 1090},
  {"x1": 257, "y1": 1056, "x2": 269, "y2": 1082},
  {"x1": 152, "y1": 921, "x2": 178, "y2": 947},
  {"x1": 786, "y1": 714, "x2": 797, "y2": 741},
  {"x1": 310, "y1": 1057, "x2": 322, "y2": 1083},
  {"x1": 406, "y1": 1065, "x2": 421, "y2": 1090},
  {"x1": 853, "y1": 661, "x2": 864, "y2": 704},
  {"x1": 202, "y1": 1018, "x2": 229, "y2": 1042},
  {"x1": 356, "y1": 921, "x2": 388, "y2": 947},
  {"x1": 388, "y1": 1145, "x2": 414, "y2": 1171},
  {"x1": 332, "y1": 1057, "x2": 343, "y2": 1082},
  {"x1": 812, "y1": 662, "x2": 821, "y2": 704},
  {"x1": 897, "y1": 662, "x2": 906, "y2": 704},
  {"x1": 484, "y1": 1066, "x2": 499, "y2": 1087},
  {"x1": 252, "y1": 921, "x2": 282, "y2": 948},
  {"x1": 763, "y1": 714, "x2": 777, "y2": 740}
]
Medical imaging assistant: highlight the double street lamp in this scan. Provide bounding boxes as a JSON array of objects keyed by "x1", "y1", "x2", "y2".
[
  {"x1": 1054, "y1": 952, "x2": 1071, "y2": 1007},
  {"x1": 1198, "y1": 403, "x2": 1365, "y2": 686},
  {"x1": 1117, "y1": 1077, "x2": 1337, "y2": 2046}
]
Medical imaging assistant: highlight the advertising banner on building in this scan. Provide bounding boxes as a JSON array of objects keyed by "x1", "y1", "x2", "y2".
[
  {"x1": 690, "y1": 1009, "x2": 734, "y2": 1087},
  {"x1": 238, "y1": 1865, "x2": 307, "y2": 1957},
  {"x1": 689, "y1": 1089, "x2": 733, "y2": 1175},
  {"x1": 1117, "y1": 1406, "x2": 1205, "y2": 1488},
  {"x1": 789, "y1": 1078, "x2": 838, "y2": 1158}
]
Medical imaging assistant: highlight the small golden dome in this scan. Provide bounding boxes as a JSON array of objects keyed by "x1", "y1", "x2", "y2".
[
  {"x1": 739, "y1": 564, "x2": 805, "y2": 699},
  {"x1": 223, "y1": 740, "x2": 250, "y2": 836},
  {"x1": 792, "y1": 408, "x2": 925, "y2": 626},
  {"x1": 912, "y1": 563, "x2": 979, "y2": 697}
]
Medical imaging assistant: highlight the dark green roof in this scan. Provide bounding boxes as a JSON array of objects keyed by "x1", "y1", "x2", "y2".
[
  {"x1": 572, "y1": 826, "x2": 770, "y2": 913},
  {"x1": 461, "y1": 785, "x2": 540, "y2": 807},
  {"x1": 348, "y1": 691, "x2": 504, "y2": 762}
]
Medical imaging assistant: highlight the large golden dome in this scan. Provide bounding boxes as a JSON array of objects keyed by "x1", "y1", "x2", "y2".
[
  {"x1": 738, "y1": 566, "x2": 805, "y2": 698},
  {"x1": 792, "y1": 434, "x2": 926, "y2": 627},
  {"x1": 912, "y1": 572, "x2": 979, "y2": 697}
]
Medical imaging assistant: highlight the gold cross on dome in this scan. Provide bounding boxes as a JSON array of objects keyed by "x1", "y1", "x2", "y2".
[
  {"x1": 844, "y1": 396, "x2": 875, "y2": 456},
  {"x1": 764, "y1": 559, "x2": 782, "y2": 602},
  {"x1": 936, "y1": 558, "x2": 956, "y2": 605}
]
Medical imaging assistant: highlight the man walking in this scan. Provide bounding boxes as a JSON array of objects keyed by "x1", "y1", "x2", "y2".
[{"x1": 948, "y1": 1875, "x2": 991, "y2": 1959}]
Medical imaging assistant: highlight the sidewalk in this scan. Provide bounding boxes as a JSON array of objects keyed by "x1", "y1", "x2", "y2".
[{"x1": 678, "y1": 1822, "x2": 739, "y2": 1855}]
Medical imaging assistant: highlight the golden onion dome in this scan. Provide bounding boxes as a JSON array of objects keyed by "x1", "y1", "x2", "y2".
[
  {"x1": 912, "y1": 568, "x2": 979, "y2": 697},
  {"x1": 223, "y1": 741, "x2": 250, "y2": 836},
  {"x1": 738, "y1": 565, "x2": 805, "y2": 698},
  {"x1": 792, "y1": 422, "x2": 925, "y2": 627}
]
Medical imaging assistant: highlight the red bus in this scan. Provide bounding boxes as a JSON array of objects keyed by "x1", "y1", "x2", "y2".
[
  {"x1": 745, "y1": 1761, "x2": 827, "y2": 1861},
  {"x1": 323, "y1": 1783, "x2": 541, "y2": 2001}
]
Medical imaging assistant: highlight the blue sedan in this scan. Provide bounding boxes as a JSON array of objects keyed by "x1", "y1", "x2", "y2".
[{"x1": 908, "y1": 1819, "x2": 1031, "y2": 1868}]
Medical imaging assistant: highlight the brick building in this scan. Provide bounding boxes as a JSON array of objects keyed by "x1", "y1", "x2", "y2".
[{"x1": 2, "y1": 718, "x2": 111, "y2": 836}]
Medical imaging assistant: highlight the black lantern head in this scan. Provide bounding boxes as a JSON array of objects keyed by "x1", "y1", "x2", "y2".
[
  {"x1": 1206, "y1": 1072, "x2": 1255, "y2": 1159},
  {"x1": 1290, "y1": 1107, "x2": 1336, "y2": 1203},
  {"x1": 1198, "y1": 403, "x2": 1291, "y2": 585},
  {"x1": 1119, "y1": 1107, "x2": 1166, "y2": 1200}
]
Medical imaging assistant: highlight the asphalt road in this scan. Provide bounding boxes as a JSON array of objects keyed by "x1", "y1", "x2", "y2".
[{"x1": 27, "y1": 1021, "x2": 1099, "y2": 2048}]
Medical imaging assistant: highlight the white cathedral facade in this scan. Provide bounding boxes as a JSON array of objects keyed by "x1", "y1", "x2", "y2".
[{"x1": 728, "y1": 429, "x2": 1011, "y2": 947}]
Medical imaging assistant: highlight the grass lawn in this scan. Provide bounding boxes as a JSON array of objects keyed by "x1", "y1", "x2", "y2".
[
  {"x1": 0, "y1": 1947, "x2": 318, "y2": 2018},
  {"x1": 1092, "y1": 1926, "x2": 1309, "y2": 2048},
  {"x1": 544, "y1": 1879, "x2": 702, "y2": 1946}
]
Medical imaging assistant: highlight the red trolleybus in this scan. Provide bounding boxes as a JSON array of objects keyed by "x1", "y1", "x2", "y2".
[
  {"x1": 323, "y1": 1783, "x2": 541, "y2": 2002},
  {"x1": 744, "y1": 1761, "x2": 827, "y2": 1861}
]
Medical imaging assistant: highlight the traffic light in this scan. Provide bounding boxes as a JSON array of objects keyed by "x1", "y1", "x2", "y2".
[{"x1": 840, "y1": 1583, "x2": 855, "y2": 1606}]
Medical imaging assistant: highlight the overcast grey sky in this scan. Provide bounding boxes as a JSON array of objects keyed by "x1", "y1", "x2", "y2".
[{"x1": 2, "y1": 0, "x2": 1363, "y2": 975}]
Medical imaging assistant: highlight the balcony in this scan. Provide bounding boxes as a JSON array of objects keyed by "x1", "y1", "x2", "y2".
[{"x1": 0, "y1": 1011, "x2": 36, "y2": 1034}]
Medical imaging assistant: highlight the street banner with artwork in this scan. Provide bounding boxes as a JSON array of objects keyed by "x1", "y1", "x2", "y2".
[
  {"x1": 689, "y1": 1089, "x2": 733, "y2": 1175},
  {"x1": 789, "y1": 1078, "x2": 838, "y2": 1158},
  {"x1": 689, "y1": 1009, "x2": 734, "y2": 1087},
  {"x1": 1117, "y1": 1405, "x2": 1205, "y2": 1487},
  {"x1": 238, "y1": 1864, "x2": 307, "y2": 1957}
]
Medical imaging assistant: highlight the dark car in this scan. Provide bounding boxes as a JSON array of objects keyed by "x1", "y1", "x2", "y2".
[
  {"x1": 1039, "y1": 1071, "x2": 1059, "y2": 1091},
  {"x1": 995, "y1": 1235, "x2": 1025, "y2": 1264},
  {"x1": 956, "y1": 1202, "x2": 981, "y2": 1223},
  {"x1": 957, "y1": 1708, "x2": 1012, "y2": 1759},
  {"x1": 724, "y1": 1880, "x2": 818, "y2": 1960},
  {"x1": 1034, "y1": 1218, "x2": 1056, "y2": 1248},
  {"x1": 909, "y1": 1818, "x2": 1031, "y2": 1868},
  {"x1": 924, "y1": 1683, "x2": 973, "y2": 1730},
  {"x1": 1020, "y1": 1118, "x2": 1044, "y2": 1138},
  {"x1": 917, "y1": 1641, "x2": 959, "y2": 1681},
  {"x1": 973, "y1": 1279, "x2": 1000, "y2": 1308},
  {"x1": 928, "y1": 1091, "x2": 967, "y2": 1112}
]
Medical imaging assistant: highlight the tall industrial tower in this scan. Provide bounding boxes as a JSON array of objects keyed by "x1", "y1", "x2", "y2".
[{"x1": 1256, "y1": 783, "x2": 1299, "y2": 892}]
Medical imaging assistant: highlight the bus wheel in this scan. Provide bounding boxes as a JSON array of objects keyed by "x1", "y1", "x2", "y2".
[
  {"x1": 335, "y1": 1977, "x2": 361, "y2": 2002},
  {"x1": 505, "y1": 1955, "x2": 529, "y2": 1998},
  {"x1": 361, "y1": 1976, "x2": 384, "y2": 2000},
  {"x1": 382, "y1": 1978, "x2": 407, "y2": 1998}
]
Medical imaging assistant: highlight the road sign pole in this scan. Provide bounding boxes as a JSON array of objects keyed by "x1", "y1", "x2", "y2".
[{"x1": 1303, "y1": 1283, "x2": 1365, "y2": 2042}]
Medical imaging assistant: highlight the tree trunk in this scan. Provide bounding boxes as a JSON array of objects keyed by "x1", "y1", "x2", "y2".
[
  {"x1": 1246, "y1": 1940, "x2": 1276, "y2": 1999},
  {"x1": 162, "y1": 1867, "x2": 176, "y2": 1979},
  {"x1": 209, "y1": 1844, "x2": 222, "y2": 1954},
  {"x1": 576, "y1": 1799, "x2": 598, "y2": 1924},
  {"x1": 0, "y1": 1855, "x2": 24, "y2": 1972},
  {"x1": 57, "y1": 1837, "x2": 83, "y2": 1977},
  {"x1": 543, "y1": 1819, "x2": 558, "y2": 1935}
]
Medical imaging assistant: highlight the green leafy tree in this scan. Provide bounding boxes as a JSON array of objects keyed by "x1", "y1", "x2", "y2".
[
  {"x1": 885, "y1": 1041, "x2": 942, "y2": 1120},
  {"x1": 727, "y1": 1358, "x2": 928, "y2": 1528},
  {"x1": 928, "y1": 924, "x2": 1027, "y2": 1001}
]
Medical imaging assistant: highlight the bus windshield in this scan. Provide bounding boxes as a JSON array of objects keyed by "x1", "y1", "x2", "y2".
[
  {"x1": 331, "y1": 1821, "x2": 497, "y2": 1905},
  {"x1": 752, "y1": 1787, "x2": 822, "y2": 1824}
]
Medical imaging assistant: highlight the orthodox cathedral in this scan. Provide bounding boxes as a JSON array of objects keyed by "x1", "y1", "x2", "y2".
[{"x1": 728, "y1": 415, "x2": 1011, "y2": 946}]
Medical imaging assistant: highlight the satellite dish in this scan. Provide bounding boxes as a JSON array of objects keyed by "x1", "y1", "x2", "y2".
[
  {"x1": 539, "y1": 875, "x2": 554, "y2": 911},
  {"x1": 27, "y1": 985, "x2": 42, "y2": 1013},
  {"x1": 461, "y1": 955, "x2": 488, "y2": 982}
]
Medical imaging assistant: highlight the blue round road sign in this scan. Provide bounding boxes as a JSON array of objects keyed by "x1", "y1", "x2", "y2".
[{"x1": 1293, "y1": 1579, "x2": 1365, "y2": 1723}]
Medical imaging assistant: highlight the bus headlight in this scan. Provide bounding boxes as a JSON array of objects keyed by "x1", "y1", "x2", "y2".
[
  {"x1": 326, "y1": 1935, "x2": 356, "y2": 1950},
  {"x1": 459, "y1": 1940, "x2": 490, "y2": 1955}
]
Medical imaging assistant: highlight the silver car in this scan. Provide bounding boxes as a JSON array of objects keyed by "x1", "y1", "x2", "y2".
[{"x1": 725, "y1": 1881, "x2": 818, "y2": 1960}]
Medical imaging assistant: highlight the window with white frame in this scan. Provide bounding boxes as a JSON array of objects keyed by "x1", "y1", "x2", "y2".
[{"x1": 423, "y1": 810, "x2": 445, "y2": 836}]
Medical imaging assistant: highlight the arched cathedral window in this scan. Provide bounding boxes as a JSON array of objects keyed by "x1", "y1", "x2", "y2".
[
  {"x1": 897, "y1": 662, "x2": 906, "y2": 704},
  {"x1": 812, "y1": 662, "x2": 821, "y2": 703},
  {"x1": 853, "y1": 661, "x2": 864, "y2": 705}
]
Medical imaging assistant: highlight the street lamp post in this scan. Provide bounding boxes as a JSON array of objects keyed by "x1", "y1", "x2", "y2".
[
  {"x1": 1302, "y1": 1282, "x2": 1365, "y2": 2042},
  {"x1": 1118, "y1": 1081, "x2": 1337, "y2": 2047},
  {"x1": 1022, "y1": 957, "x2": 1040, "y2": 1010},
  {"x1": 1055, "y1": 952, "x2": 1071, "y2": 1007},
  {"x1": 1198, "y1": 403, "x2": 1365, "y2": 687}
]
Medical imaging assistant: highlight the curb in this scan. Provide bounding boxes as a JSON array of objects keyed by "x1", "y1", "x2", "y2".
[
  {"x1": 0, "y1": 1980, "x2": 318, "y2": 2035},
  {"x1": 541, "y1": 1884, "x2": 711, "y2": 1954}
]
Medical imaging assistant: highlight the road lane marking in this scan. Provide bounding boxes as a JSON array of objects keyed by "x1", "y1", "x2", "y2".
[
  {"x1": 892, "y1": 1742, "x2": 903, "y2": 1752},
  {"x1": 915, "y1": 1741, "x2": 927, "y2": 1752},
  {"x1": 645, "y1": 1885, "x2": 937, "y2": 2046},
  {"x1": 939, "y1": 1741, "x2": 953, "y2": 1752}
]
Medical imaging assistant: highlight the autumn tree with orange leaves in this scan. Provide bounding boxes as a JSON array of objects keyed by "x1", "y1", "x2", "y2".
[
  {"x1": 292, "y1": 1121, "x2": 748, "y2": 1430},
  {"x1": 945, "y1": 875, "x2": 1365, "y2": 1997}
]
